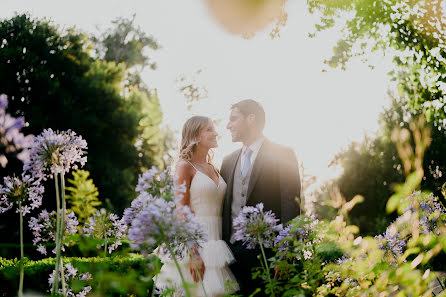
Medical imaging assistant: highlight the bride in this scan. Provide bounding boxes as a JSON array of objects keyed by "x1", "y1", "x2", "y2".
[{"x1": 155, "y1": 116, "x2": 238, "y2": 297}]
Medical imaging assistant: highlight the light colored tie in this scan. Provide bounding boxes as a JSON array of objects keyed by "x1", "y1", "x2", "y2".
[{"x1": 241, "y1": 148, "x2": 253, "y2": 178}]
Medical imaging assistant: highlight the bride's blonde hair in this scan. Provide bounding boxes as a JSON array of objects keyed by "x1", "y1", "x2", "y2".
[{"x1": 179, "y1": 116, "x2": 214, "y2": 162}]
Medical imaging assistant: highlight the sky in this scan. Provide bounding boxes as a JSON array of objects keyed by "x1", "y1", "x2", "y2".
[{"x1": 1, "y1": 0, "x2": 396, "y2": 184}]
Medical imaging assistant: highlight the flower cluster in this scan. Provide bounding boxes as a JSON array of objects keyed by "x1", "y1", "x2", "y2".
[
  {"x1": 233, "y1": 203, "x2": 283, "y2": 249},
  {"x1": 127, "y1": 195, "x2": 206, "y2": 257},
  {"x1": 375, "y1": 191, "x2": 446, "y2": 261},
  {"x1": 375, "y1": 225, "x2": 406, "y2": 261},
  {"x1": 0, "y1": 174, "x2": 44, "y2": 216},
  {"x1": 48, "y1": 263, "x2": 92, "y2": 297},
  {"x1": 415, "y1": 193, "x2": 446, "y2": 234},
  {"x1": 83, "y1": 209, "x2": 127, "y2": 254},
  {"x1": 274, "y1": 215, "x2": 320, "y2": 253},
  {"x1": 24, "y1": 128, "x2": 88, "y2": 180},
  {"x1": 122, "y1": 191, "x2": 153, "y2": 226},
  {"x1": 135, "y1": 166, "x2": 186, "y2": 201},
  {"x1": 29, "y1": 209, "x2": 79, "y2": 255},
  {"x1": 0, "y1": 94, "x2": 34, "y2": 167}
]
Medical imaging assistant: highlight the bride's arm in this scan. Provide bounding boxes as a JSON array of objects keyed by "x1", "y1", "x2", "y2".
[
  {"x1": 174, "y1": 160, "x2": 206, "y2": 283},
  {"x1": 174, "y1": 160, "x2": 193, "y2": 207}
]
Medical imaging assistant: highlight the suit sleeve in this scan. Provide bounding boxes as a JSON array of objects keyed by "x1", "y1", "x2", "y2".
[
  {"x1": 220, "y1": 156, "x2": 228, "y2": 182},
  {"x1": 279, "y1": 147, "x2": 302, "y2": 223}
]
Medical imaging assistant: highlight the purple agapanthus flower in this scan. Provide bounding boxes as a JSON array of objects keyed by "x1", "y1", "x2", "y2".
[
  {"x1": 48, "y1": 262, "x2": 92, "y2": 297},
  {"x1": 375, "y1": 191, "x2": 446, "y2": 262},
  {"x1": 127, "y1": 195, "x2": 206, "y2": 257},
  {"x1": 29, "y1": 209, "x2": 79, "y2": 255},
  {"x1": 400, "y1": 191, "x2": 446, "y2": 235},
  {"x1": 233, "y1": 203, "x2": 283, "y2": 249},
  {"x1": 375, "y1": 225, "x2": 406, "y2": 261},
  {"x1": 122, "y1": 191, "x2": 153, "y2": 226},
  {"x1": 0, "y1": 174, "x2": 44, "y2": 216},
  {"x1": 0, "y1": 94, "x2": 7, "y2": 110},
  {"x1": 135, "y1": 166, "x2": 186, "y2": 202},
  {"x1": 23, "y1": 128, "x2": 87, "y2": 180},
  {"x1": 274, "y1": 215, "x2": 320, "y2": 253},
  {"x1": 0, "y1": 94, "x2": 34, "y2": 167},
  {"x1": 135, "y1": 166, "x2": 160, "y2": 194},
  {"x1": 83, "y1": 209, "x2": 127, "y2": 254}
]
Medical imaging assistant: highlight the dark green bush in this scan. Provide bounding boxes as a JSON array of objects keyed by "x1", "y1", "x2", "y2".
[{"x1": 315, "y1": 241, "x2": 344, "y2": 262}]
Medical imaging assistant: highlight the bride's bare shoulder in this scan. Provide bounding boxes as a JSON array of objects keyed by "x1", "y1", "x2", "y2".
[{"x1": 175, "y1": 160, "x2": 195, "y2": 179}]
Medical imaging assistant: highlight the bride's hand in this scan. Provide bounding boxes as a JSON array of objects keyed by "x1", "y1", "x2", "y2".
[{"x1": 189, "y1": 249, "x2": 206, "y2": 282}]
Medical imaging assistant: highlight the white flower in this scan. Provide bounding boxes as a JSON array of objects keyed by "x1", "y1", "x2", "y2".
[
  {"x1": 65, "y1": 263, "x2": 78, "y2": 278},
  {"x1": 83, "y1": 210, "x2": 127, "y2": 254},
  {"x1": 29, "y1": 209, "x2": 79, "y2": 255},
  {"x1": 0, "y1": 174, "x2": 44, "y2": 216},
  {"x1": 48, "y1": 263, "x2": 92, "y2": 297},
  {"x1": 303, "y1": 249, "x2": 313, "y2": 260},
  {"x1": 36, "y1": 244, "x2": 47, "y2": 255},
  {"x1": 24, "y1": 129, "x2": 87, "y2": 180}
]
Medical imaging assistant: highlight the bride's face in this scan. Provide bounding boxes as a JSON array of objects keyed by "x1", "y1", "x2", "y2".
[{"x1": 198, "y1": 121, "x2": 218, "y2": 149}]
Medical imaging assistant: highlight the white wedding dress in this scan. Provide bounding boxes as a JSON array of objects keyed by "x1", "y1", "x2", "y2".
[{"x1": 154, "y1": 166, "x2": 239, "y2": 297}]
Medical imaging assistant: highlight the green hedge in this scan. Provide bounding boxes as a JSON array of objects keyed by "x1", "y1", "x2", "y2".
[{"x1": 0, "y1": 253, "x2": 160, "y2": 297}]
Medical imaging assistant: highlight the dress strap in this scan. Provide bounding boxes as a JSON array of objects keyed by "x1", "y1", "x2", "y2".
[{"x1": 186, "y1": 160, "x2": 199, "y2": 171}]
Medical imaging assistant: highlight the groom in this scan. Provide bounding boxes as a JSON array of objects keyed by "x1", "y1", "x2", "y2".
[{"x1": 220, "y1": 99, "x2": 302, "y2": 296}]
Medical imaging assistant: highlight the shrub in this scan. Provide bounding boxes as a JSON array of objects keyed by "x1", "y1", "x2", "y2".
[{"x1": 0, "y1": 253, "x2": 160, "y2": 296}]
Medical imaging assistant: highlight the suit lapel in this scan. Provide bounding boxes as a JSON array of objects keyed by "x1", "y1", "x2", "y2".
[
  {"x1": 222, "y1": 149, "x2": 241, "y2": 242},
  {"x1": 247, "y1": 139, "x2": 269, "y2": 200},
  {"x1": 225, "y1": 149, "x2": 242, "y2": 204}
]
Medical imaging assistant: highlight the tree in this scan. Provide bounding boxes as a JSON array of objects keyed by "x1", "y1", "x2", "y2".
[
  {"x1": 329, "y1": 98, "x2": 405, "y2": 234},
  {"x1": 319, "y1": 93, "x2": 446, "y2": 235},
  {"x1": 94, "y1": 14, "x2": 159, "y2": 71},
  {"x1": 307, "y1": 0, "x2": 446, "y2": 123},
  {"x1": 0, "y1": 14, "x2": 166, "y2": 216}
]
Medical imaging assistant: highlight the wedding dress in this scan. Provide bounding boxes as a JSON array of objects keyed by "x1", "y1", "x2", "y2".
[{"x1": 154, "y1": 164, "x2": 239, "y2": 297}]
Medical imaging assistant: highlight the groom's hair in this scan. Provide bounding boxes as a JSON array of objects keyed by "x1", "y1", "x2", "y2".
[{"x1": 231, "y1": 99, "x2": 265, "y2": 131}]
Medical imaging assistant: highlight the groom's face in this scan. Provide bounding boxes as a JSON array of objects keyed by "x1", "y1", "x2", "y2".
[{"x1": 227, "y1": 107, "x2": 249, "y2": 142}]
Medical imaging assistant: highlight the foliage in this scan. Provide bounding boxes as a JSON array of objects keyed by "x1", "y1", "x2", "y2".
[
  {"x1": 0, "y1": 253, "x2": 159, "y2": 297},
  {"x1": 0, "y1": 14, "x2": 167, "y2": 215},
  {"x1": 94, "y1": 14, "x2": 159, "y2": 71},
  {"x1": 65, "y1": 170, "x2": 101, "y2": 224},
  {"x1": 316, "y1": 93, "x2": 446, "y2": 235},
  {"x1": 307, "y1": 0, "x2": 446, "y2": 123}
]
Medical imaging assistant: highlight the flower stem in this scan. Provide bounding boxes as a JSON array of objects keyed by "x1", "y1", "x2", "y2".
[
  {"x1": 164, "y1": 241, "x2": 191, "y2": 297},
  {"x1": 18, "y1": 201, "x2": 24, "y2": 297},
  {"x1": 151, "y1": 276, "x2": 156, "y2": 297},
  {"x1": 104, "y1": 232, "x2": 108, "y2": 257},
  {"x1": 60, "y1": 173, "x2": 66, "y2": 296},
  {"x1": 60, "y1": 257, "x2": 66, "y2": 296},
  {"x1": 258, "y1": 236, "x2": 275, "y2": 297},
  {"x1": 52, "y1": 174, "x2": 61, "y2": 295},
  {"x1": 187, "y1": 246, "x2": 208, "y2": 297}
]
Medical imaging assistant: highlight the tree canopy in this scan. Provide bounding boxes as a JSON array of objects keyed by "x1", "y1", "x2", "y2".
[
  {"x1": 0, "y1": 14, "x2": 167, "y2": 213},
  {"x1": 307, "y1": 0, "x2": 446, "y2": 123}
]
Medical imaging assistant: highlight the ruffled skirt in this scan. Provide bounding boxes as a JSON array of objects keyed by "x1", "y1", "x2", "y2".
[{"x1": 154, "y1": 216, "x2": 239, "y2": 297}]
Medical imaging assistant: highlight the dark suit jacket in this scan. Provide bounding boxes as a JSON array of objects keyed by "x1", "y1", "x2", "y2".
[{"x1": 220, "y1": 138, "x2": 302, "y2": 243}]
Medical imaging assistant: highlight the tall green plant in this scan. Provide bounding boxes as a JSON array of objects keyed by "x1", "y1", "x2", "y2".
[{"x1": 66, "y1": 170, "x2": 101, "y2": 224}]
